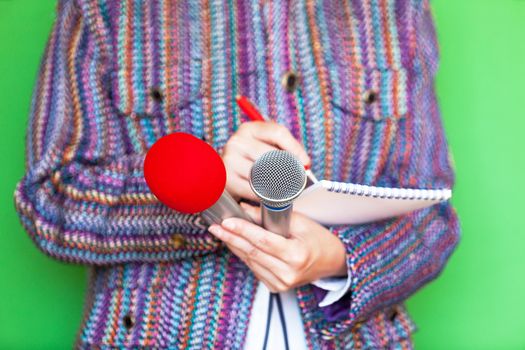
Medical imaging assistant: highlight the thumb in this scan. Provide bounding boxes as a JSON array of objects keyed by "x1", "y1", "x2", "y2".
[{"x1": 240, "y1": 202, "x2": 262, "y2": 225}]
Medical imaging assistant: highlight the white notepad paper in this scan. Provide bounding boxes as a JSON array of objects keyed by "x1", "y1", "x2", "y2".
[{"x1": 293, "y1": 179, "x2": 452, "y2": 226}]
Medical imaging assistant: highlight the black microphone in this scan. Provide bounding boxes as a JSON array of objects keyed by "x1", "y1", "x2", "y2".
[{"x1": 249, "y1": 150, "x2": 307, "y2": 238}]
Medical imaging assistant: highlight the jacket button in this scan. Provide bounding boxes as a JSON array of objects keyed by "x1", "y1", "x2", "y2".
[
  {"x1": 122, "y1": 314, "x2": 134, "y2": 330},
  {"x1": 172, "y1": 234, "x2": 185, "y2": 249},
  {"x1": 52, "y1": 170, "x2": 61, "y2": 183},
  {"x1": 281, "y1": 71, "x2": 300, "y2": 92},
  {"x1": 389, "y1": 307, "x2": 399, "y2": 322},
  {"x1": 364, "y1": 90, "x2": 378, "y2": 105},
  {"x1": 149, "y1": 87, "x2": 163, "y2": 102},
  {"x1": 354, "y1": 320, "x2": 364, "y2": 328}
]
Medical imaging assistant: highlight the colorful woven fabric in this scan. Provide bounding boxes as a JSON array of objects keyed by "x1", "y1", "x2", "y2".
[{"x1": 13, "y1": 0, "x2": 459, "y2": 348}]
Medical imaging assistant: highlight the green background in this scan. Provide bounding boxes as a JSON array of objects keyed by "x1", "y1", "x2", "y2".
[{"x1": 1, "y1": 1, "x2": 524, "y2": 349}]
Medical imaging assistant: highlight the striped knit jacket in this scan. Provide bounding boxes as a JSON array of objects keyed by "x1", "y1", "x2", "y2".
[{"x1": 13, "y1": 0, "x2": 460, "y2": 348}]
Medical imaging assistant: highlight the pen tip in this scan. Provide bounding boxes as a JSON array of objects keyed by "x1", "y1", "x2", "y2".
[{"x1": 235, "y1": 95, "x2": 242, "y2": 101}]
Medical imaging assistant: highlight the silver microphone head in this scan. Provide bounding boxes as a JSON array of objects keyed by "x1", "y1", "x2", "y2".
[{"x1": 250, "y1": 150, "x2": 307, "y2": 209}]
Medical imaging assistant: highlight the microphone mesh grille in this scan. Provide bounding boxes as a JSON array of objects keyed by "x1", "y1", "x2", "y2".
[{"x1": 250, "y1": 150, "x2": 306, "y2": 208}]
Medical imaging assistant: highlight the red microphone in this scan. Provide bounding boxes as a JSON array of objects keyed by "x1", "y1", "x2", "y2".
[{"x1": 144, "y1": 132, "x2": 251, "y2": 224}]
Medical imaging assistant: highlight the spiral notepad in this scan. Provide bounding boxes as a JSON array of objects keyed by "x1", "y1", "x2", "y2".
[{"x1": 293, "y1": 179, "x2": 451, "y2": 225}]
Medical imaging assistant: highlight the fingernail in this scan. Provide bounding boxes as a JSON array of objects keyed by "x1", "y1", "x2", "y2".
[
  {"x1": 208, "y1": 225, "x2": 221, "y2": 236},
  {"x1": 222, "y1": 218, "x2": 236, "y2": 231},
  {"x1": 304, "y1": 159, "x2": 312, "y2": 168}
]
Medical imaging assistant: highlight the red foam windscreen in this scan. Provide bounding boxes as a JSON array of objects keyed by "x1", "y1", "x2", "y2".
[{"x1": 143, "y1": 133, "x2": 226, "y2": 213}]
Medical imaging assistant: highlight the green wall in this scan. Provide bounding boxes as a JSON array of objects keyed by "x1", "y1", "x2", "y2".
[
  {"x1": 1, "y1": 1, "x2": 524, "y2": 349},
  {"x1": 406, "y1": 1, "x2": 525, "y2": 349}
]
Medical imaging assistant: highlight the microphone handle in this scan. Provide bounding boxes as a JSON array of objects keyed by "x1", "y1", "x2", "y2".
[
  {"x1": 261, "y1": 205, "x2": 292, "y2": 238},
  {"x1": 202, "y1": 190, "x2": 253, "y2": 225}
]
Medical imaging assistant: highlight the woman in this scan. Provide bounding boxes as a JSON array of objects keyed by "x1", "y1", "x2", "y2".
[{"x1": 14, "y1": 0, "x2": 459, "y2": 348}]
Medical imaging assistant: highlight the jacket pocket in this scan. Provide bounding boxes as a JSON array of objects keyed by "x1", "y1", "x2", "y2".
[
  {"x1": 108, "y1": 56, "x2": 203, "y2": 120},
  {"x1": 102, "y1": 1, "x2": 206, "y2": 153},
  {"x1": 328, "y1": 63, "x2": 413, "y2": 123},
  {"x1": 318, "y1": 63, "x2": 417, "y2": 187},
  {"x1": 105, "y1": 53, "x2": 204, "y2": 153}
]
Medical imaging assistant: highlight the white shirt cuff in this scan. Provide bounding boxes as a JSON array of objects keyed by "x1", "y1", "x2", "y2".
[{"x1": 310, "y1": 271, "x2": 352, "y2": 307}]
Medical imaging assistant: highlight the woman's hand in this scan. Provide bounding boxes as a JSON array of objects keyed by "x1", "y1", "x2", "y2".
[
  {"x1": 221, "y1": 121, "x2": 311, "y2": 201},
  {"x1": 208, "y1": 203, "x2": 347, "y2": 293}
]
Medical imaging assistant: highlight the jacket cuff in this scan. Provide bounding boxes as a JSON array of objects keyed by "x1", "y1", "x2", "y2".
[
  {"x1": 311, "y1": 272, "x2": 352, "y2": 307},
  {"x1": 308, "y1": 240, "x2": 353, "y2": 322}
]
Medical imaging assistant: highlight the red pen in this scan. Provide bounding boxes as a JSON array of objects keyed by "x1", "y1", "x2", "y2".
[
  {"x1": 235, "y1": 95, "x2": 268, "y2": 122},
  {"x1": 235, "y1": 95, "x2": 317, "y2": 182}
]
